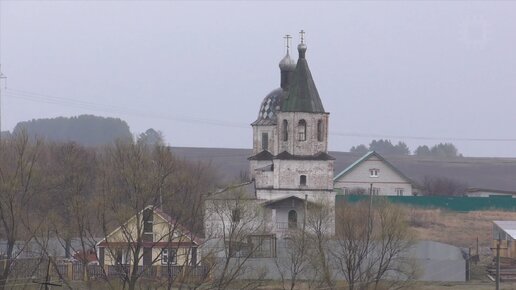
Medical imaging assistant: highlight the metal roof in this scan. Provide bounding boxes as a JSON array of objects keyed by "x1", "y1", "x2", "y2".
[
  {"x1": 333, "y1": 151, "x2": 418, "y2": 187},
  {"x1": 281, "y1": 45, "x2": 325, "y2": 113},
  {"x1": 494, "y1": 221, "x2": 516, "y2": 239}
]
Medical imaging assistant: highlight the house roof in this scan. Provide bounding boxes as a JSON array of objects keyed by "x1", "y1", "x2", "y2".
[
  {"x1": 493, "y1": 221, "x2": 516, "y2": 239},
  {"x1": 205, "y1": 180, "x2": 256, "y2": 200},
  {"x1": 274, "y1": 151, "x2": 335, "y2": 161},
  {"x1": 96, "y1": 205, "x2": 201, "y2": 247},
  {"x1": 333, "y1": 151, "x2": 418, "y2": 187},
  {"x1": 467, "y1": 188, "x2": 516, "y2": 195},
  {"x1": 281, "y1": 44, "x2": 325, "y2": 113}
]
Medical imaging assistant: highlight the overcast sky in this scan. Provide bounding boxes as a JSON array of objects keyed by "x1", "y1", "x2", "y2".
[{"x1": 1, "y1": 1, "x2": 515, "y2": 157}]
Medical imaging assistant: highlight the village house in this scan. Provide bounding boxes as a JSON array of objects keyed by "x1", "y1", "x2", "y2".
[
  {"x1": 96, "y1": 205, "x2": 200, "y2": 272},
  {"x1": 333, "y1": 151, "x2": 420, "y2": 196}
]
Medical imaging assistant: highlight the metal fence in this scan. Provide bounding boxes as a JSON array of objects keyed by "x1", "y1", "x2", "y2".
[
  {"x1": 0, "y1": 258, "x2": 209, "y2": 282},
  {"x1": 337, "y1": 195, "x2": 516, "y2": 212}
]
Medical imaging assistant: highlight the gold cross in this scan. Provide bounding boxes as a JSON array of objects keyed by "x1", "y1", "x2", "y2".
[{"x1": 300, "y1": 30, "x2": 306, "y2": 44}]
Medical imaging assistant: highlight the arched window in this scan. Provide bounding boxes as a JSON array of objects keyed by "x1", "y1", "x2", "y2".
[
  {"x1": 282, "y1": 120, "x2": 288, "y2": 141},
  {"x1": 288, "y1": 210, "x2": 298, "y2": 229},
  {"x1": 300, "y1": 175, "x2": 307, "y2": 186},
  {"x1": 298, "y1": 119, "x2": 306, "y2": 141},
  {"x1": 317, "y1": 120, "x2": 324, "y2": 142}
]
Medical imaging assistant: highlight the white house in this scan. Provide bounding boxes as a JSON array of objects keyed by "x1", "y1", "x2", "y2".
[{"x1": 333, "y1": 151, "x2": 420, "y2": 196}]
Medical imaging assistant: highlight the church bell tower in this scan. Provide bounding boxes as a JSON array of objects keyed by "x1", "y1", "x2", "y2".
[{"x1": 249, "y1": 31, "x2": 335, "y2": 202}]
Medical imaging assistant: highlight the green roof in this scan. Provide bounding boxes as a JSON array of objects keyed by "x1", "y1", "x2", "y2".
[{"x1": 281, "y1": 53, "x2": 325, "y2": 113}]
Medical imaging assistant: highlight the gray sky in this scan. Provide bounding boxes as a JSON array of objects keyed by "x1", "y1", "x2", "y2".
[{"x1": 1, "y1": 1, "x2": 515, "y2": 157}]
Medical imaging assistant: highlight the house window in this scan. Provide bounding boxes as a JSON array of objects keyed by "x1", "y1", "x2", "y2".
[
  {"x1": 288, "y1": 210, "x2": 298, "y2": 229},
  {"x1": 161, "y1": 248, "x2": 177, "y2": 265},
  {"x1": 300, "y1": 175, "x2": 307, "y2": 186},
  {"x1": 232, "y1": 208, "x2": 241, "y2": 223},
  {"x1": 143, "y1": 208, "x2": 153, "y2": 233},
  {"x1": 369, "y1": 169, "x2": 380, "y2": 177},
  {"x1": 115, "y1": 249, "x2": 129, "y2": 265},
  {"x1": 343, "y1": 187, "x2": 350, "y2": 195},
  {"x1": 191, "y1": 247, "x2": 198, "y2": 266},
  {"x1": 317, "y1": 120, "x2": 324, "y2": 141},
  {"x1": 298, "y1": 120, "x2": 307, "y2": 141},
  {"x1": 282, "y1": 120, "x2": 288, "y2": 141},
  {"x1": 371, "y1": 187, "x2": 380, "y2": 196},
  {"x1": 395, "y1": 188, "x2": 404, "y2": 196},
  {"x1": 261, "y1": 133, "x2": 269, "y2": 151}
]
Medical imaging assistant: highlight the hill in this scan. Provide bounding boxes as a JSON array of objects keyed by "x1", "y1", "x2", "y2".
[{"x1": 13, "y1": 115, "x2": 132, "y2": 146}]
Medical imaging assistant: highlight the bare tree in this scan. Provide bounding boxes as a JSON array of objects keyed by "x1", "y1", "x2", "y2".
[
  {"x1": 204, "y1": 183, "x2": 269, "y2": 290},
  {"x1": 332, "y1": 199, "x2": 416, "y2": 290},
  {"x1": 0, "y1": 130, "x2": 43, "y2": 290},
  {"x1": 305, "y1": 198, "x2": 335, "y2": 289},
  {"x1": 95, "y1": 140, "x2": 178, "y2": 290}
]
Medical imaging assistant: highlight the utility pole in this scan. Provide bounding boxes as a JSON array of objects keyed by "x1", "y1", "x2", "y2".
[
  {"x1": 490, "y1": 233, "x2": 507, "y2": 290},
  {"x1": 496, "y1": 239, "x2": 500, "y2": 290},
  {"x1": 0, "y1": 65, "x2": 6, "y2": 142}
]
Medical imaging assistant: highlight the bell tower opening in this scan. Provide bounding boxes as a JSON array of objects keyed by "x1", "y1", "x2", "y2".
[{"x1": 297, "y1": 119, "x2": 306, "y2": 141}]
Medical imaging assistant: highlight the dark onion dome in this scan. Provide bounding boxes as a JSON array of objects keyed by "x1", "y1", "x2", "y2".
[
  {"x1": 279, "y1": 51, "x2": 296, "y2": 71},
  {"x1": 251, "y1": 88, "x2": 285, "y2": 126}
]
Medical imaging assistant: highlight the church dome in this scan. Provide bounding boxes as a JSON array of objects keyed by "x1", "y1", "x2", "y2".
[
  {"x1": 279, "y1": 52, "x2": 296, "y2": 71},
  {"x1": 252, "y1": 88, "x2": 285, "y2": 126}
]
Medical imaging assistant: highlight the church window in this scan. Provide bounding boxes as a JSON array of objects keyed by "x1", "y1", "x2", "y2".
[
  {"x1": 282, "y1": 120, "x2": 288, "y2": 141},
  {"x1": 288, "y1": 210, "x2": 298, "y2": 229},
  {"x1": 298, "y1": 120, "x2": 307, "y2": 141},
  {"x1": 261, "y1": 133, "x2": 269, "y2": 151},
  {"x1": 300, "y1": 175, "x2": 307, "y2": 186},
  {"x1": 317, "y1": 120, "x2": 324, "y2": 141}
]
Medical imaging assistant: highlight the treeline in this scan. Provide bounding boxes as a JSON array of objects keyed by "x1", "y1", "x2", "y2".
[
  {"x1": 350, "y1": 139, "x2": 461, "y2": 158},
  {"x1": 11, "y1": 115, "x2": 132, "y2": 146}
]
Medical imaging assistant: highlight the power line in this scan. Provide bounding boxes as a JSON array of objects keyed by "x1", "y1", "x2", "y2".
[{"x1": 5, "y1": 87, "x2": 516, "y2": 143}]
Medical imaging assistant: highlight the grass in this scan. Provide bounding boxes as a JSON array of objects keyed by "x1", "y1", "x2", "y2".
[{"x1": 406, "y1": 207, "x2": 516, "y2": 249}]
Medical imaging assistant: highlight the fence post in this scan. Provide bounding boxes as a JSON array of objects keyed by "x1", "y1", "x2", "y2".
[{"x1": 68, "y1": 263, "x2": 73, "y2": 281}]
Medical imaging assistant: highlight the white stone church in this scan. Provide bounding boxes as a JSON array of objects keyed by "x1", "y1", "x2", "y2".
[{"x1": 204, "y1": 34, "x2": 335, "y2": 254}]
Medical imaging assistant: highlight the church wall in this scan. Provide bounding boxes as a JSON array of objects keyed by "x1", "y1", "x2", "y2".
[
  {"x1": 273, "y1": 159, "x2": 333, "y2": 190},
  {"x1": 252, "y1": 125, "x2": 276, "y2": 155},
  {"x1": 249, "y1": 160, "x2": 273, "y2": 180},
  {"x1": 276, "y1": 112, "x2": 329, "y2": 156},
  {"x1": 255, "y1": 170, "x2": 274, "y2": 188},
  {"x1": 204, "y1": 199, "x2": 272, "y2": 238}
]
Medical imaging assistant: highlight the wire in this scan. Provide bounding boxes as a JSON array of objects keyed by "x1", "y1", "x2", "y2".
[{"x1": 5, "y1": 87, "x2": 516, "y2": 143}]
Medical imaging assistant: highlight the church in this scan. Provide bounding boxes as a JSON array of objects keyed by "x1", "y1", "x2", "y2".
[{"x1": 204, "y1": 32, "x2": 335, "y2": 255}]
